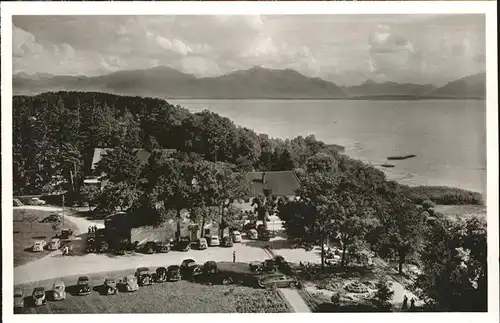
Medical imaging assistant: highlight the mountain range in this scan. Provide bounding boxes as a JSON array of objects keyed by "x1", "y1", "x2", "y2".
[{"x1": 13, "y1": 66, "x2": 486, "y2": 100}]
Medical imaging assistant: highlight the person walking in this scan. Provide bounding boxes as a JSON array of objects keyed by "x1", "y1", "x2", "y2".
[
  {"x1": 233, "y1": 251, "x2": 236, "y2": 263},
  {"x1": 402, "y1": 295, "x2": 408, "y2": 310},
  {"x1": 62, "y1": 245, "x2": 69, "y2": 257},
  {"x1": 409, "y1": 298, "x2": 416, "y2": 311}
]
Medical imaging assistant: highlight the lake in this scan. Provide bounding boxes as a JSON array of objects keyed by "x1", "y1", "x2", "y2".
[{"x1": 169, "y1": 99, "x2": 486, "y2": 195}]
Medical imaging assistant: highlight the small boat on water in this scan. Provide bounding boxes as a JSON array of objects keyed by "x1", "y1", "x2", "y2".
[
  {"x1": 381, "y1": 163, "x2": 395, "y2": 168},
  {"x1": 387, "y1": 154, "x2": 416, "y2": 160}
]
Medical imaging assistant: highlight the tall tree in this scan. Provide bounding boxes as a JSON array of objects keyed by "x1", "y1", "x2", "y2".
[
  {"x1": 376, "y1": 192, "x2": 423, "y2": 274},
  {"x1": 416, "y1": 217, "x2": 487, "y2": 311},
  {"x1": 95, "y1": 147, "x2": 142, "y2": 184}
]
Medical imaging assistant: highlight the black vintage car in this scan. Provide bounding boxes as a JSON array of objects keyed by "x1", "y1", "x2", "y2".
[
  {"x1": 175, "y1": 239, "x2": 191, "y2": 252},
  {"x1": 155, "y1": 241, "x2": 170, "y2": 253},
  {"x1": 263, "y1": 259, "x2": 278, "y2": 273},
  {"x1": 258, "y1": 229, "x2": 271, "y2": 241},
  {"x1": 115, "y1": 245, "x2": 126, "y2": 255},
  {"x1": 85, "y1": 238, "x2": 97, "y2": 253},
  {"x1": 221, "y1": 236, "x2": 233, "y2": 247},
  {"x1": 184, "y1": 264, "x2": 204, "y2": 282},
  {"x1": 204, "y1": 262, "x2": 257, "y2": 286},
  {"x1": 143, "y1": 241, "x2": 156, "y2": 254},
  {"x1": 249, "y1": 261, "x2": 264, "y2": 274},
  {"x1": 155, "y1": 267, "x2": 167, "y2": 283},
  {"x1": 204, "y1": 261, "x2": 218, "y2": 275},
  {"x1": 60, "y1": 229, "x2": 73, "y2": 240},
  {"x1": 99, "y1": 240, "x2": 108, "y2": 253},
  {"x1": 180, "y1": 259, "x2": 196, "y2": 278},
  {"x1": 135, "y1": 267, "x2": 153, "y2": 286},
  {"x1": 167, "y1": 265, "x2": 182, "y2": 281},
  {"x1": 104, "y1": 278, "x2": 117, "y2": 295},
  {"x1": 77, "y1": 276, "x2": 91, "y2": 296}
]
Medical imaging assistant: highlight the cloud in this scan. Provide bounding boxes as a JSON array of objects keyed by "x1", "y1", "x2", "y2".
[
  {"x1": 180, "y1": 56, "x2": 221, "y2": 76},
  {"x1": 12, "y1": 26, "x2": 44, "y2": 57}
]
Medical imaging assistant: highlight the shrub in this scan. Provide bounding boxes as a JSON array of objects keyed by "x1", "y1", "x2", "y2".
[{"x1": 372, "y1": 279, "x2": 394, "y2": 310}]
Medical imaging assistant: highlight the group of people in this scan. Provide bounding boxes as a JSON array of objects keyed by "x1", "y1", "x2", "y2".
[
  {"x1": 88, "y1": 225, "x2": 98, "y2": 233},
  {"x1": 402, "y1": 295, "x2": 417, "y2": 311}
]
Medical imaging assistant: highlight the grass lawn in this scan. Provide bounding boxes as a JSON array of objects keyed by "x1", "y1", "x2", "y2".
[
  {"x1": 13, "y1": 209, "x2": 79, "y2": 267},
  {"x1": 434, "y1": 204, "x2": 487, "y2": 221},
  {"x1": 14, "y1": 269, "x2": 291, "y2": 313}
]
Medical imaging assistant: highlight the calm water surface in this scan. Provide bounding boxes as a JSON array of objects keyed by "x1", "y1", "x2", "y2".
[{"x1": 170, "y1": 99, "x2": 486, "y2": 195}]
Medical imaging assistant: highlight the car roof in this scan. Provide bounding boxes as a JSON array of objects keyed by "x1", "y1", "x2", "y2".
[
  {"x1": 137, "y1": 267, "x2": 149, "y2": 271},
  {"x1": 168, "y1": 265, "x2": 180, "y2": 270},
  {"x1": 233, "y1": 230, "x2": 241, "y2": 233},
  {"x1": 78, "y1": 276, "x2": 89, "y2": 280},
  {"x1": 33, "y1": 287, "x2": 45, "y2": 292}
]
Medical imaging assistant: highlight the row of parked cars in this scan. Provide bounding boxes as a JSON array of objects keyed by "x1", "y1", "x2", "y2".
[{"x1": 14, "y1": 257, "x2": 299, "y2": 310}]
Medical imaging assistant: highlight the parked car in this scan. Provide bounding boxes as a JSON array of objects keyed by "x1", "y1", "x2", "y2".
[
  {"x1": 48, "y1": 238, "x2": 61, "y2": 251},
  {"x1": 135, "y1": 267, "x2": 153, "y2": 286},
  {"x1": 77, "y1": 276, "x2": 91, "y2": 295},
  {"x1": 258, "y1": 229, "x2": 271, "y2": 241},
  {"x1": 59, "y1": 229, "x2": 73, "y2": 239},
  {"x1": 155, "y1": 241, "x2": 170, "y2": 253},
  {"x1": 209, "y1": 235, "x2": 220, "y2": 247},
  {"x1": 85, "y1": 238, "x2": 96, "y2": 253},
  {"x1": 197, "y1": 238, "x2": 208, "y2": 250},
  {"x1": 13, "y1": 198, "x2": 24, "y2": 207},
  {"x1": 14, "y1": 288, "x2": 25, "y2": 309},
  {"x1": 41, "y1": 214, "x2": 62, "y2": 223},
  {"x1": 248, "y1": 229, "x2": 258, "y2": 240},
  {"x1": 142, "y1": 241, "x2": 156, "y2": 254},
  {"x1": 32, "y1": 287, "x2": 46, "y2": 306},
  {"x1": 122, "y1": 275, "x2": 139, "y2": 292},
  {"x1": 221, "y1": 236, "x2": 233, "y2": 247},
  {"x1": 30, "y1": 197, "x2": 46, "y2": 206},
  {"x1": 115, "y1": 244, "x2": 126, "y2": 255},
  {"x1": 180, "y1": 259, "x2": 197, "y2": 278},
  {"x1": 175, "y1": 240, "x2": 191, "y2": 252},
  {"x1": 263, "y1": 259, "x2": 278, "y2": 273},
  {"x1": 52, "y1": 280, "x2": 66, "y2": 300},
  {"x1": 256, "y1": 273, "x2": 300, "y2": 289},
  {"x1": 167, "y1": 265, "x2": 182, "y2": 282},
  {"x1": 203, "y1": 261, "x2": 218, "y2": 275},
  {"x1": 104, "y1": 278, "x2": 117, "y2": 295},
  {"x1": 184, "y1": 264, "x2": 204, "y2": 282},
  {"x1": 155, "y1": 267, "x2": 167, "y2": 282},
  {"x1": 232, "y1": 231, "x2": 242, "y2": 243},
  {"x1": 32, "y1": 240, "x2": 46, "y2": 252},
  {"x1": 249, "y1": 261, "x2": 264, "y2": 274},
  {"x1": 99, "y1": 240, "x2": 109, "y2": 253}
]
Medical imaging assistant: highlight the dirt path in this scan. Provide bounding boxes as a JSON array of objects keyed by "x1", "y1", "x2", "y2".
[{"x1": 279, "y1": 288, "x2": 311, "y2": 313}]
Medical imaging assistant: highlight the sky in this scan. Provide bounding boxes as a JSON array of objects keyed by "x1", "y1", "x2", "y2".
[{"x1": 12, "y1": 14, "x2": 485, "y2": 86}]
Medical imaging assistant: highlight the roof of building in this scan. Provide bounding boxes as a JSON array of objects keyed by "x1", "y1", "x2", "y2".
[
  {"x1": 244, "y1": 171, "x2": 301, "y2": 197},
  {"x1": 91, "y1": 148, "x2": 176, "y2": 170}
]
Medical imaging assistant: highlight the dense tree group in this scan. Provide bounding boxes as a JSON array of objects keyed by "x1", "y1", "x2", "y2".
[{"x1": 13, "y1": 91, "x2": 341, "y2": 195}]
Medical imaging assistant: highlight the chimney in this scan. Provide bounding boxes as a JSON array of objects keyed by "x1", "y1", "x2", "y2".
[{"x1": 261, "y1": 172, "x2": 267, "y2": 184}]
